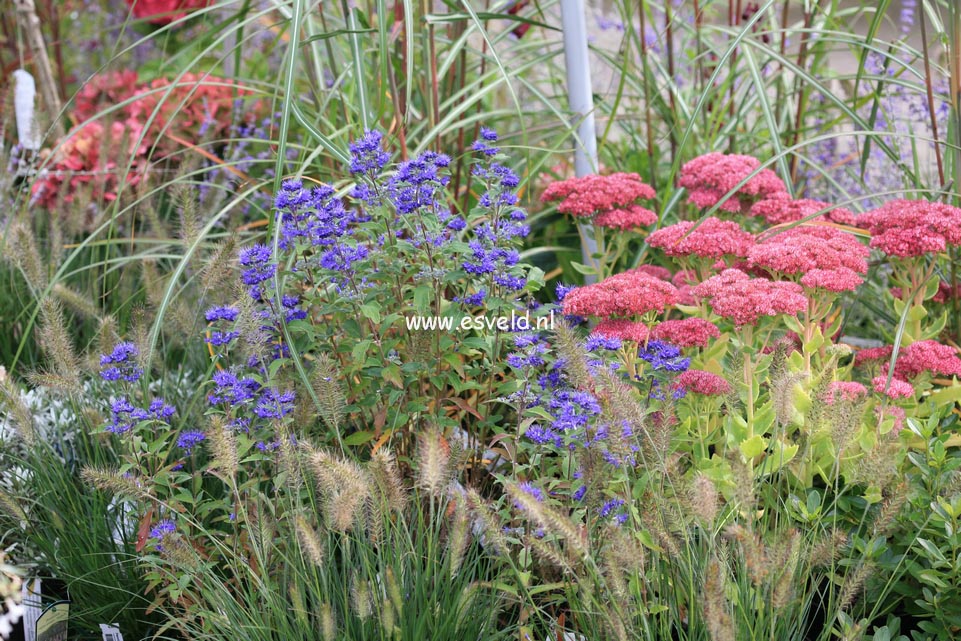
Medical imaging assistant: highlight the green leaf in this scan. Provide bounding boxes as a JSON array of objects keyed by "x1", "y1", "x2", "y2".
[
  {"x1": 907, "y1": 304, "x2": 928, "y2": 323},
  {"x1": 351, "y1": 339, "x2": 372, "y2": 363},
  {"x1": 930, "y1": 384, "x2": 961, "y2": 408},
  {"x1": 739, "y1": 434, "x2": 768, "y2": 459},
  {"x1": 570, "y1": 261, "x2": 598, "y2": 276},
  {"x1": 360, "y1": 302, "x2": 382, "y2": 324},
  {"x1": 382, "y1": 364, "x2": 403, "y2": 388},
  {"x1": 413, "y1": 284, "x2": 432, "y2": 313},
  {"x1": 916, "y1": 538, "x2": 948, "y2": 565},
  {"x1": 917, "y1": 570, "x2": 949, "y2": 589},
  {"x1": 343, "y1": 430, "x2": 374, "y2": 446},
  {"x1": 301, "y1": 28, "x2": 376, "y2": 44}
]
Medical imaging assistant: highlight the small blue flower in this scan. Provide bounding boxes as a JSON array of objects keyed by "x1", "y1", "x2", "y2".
[
  {"x1": 99, "y1": 342, "x2": 143, "y2": 382},
  {"x1": 599, "y1": 498, "x2": 626, "y2": 518},
  {"x1": 454, "y1": 290, "x2": 486, "y2": 306},
  {"x1": 638, "y1": 340, "x2": 690, "y2": 372},
  {"x1": 585, "y1": 335, "x2": 622, "y2": 352},
  {"x1": 206, "y1": 331, "x2": 240, "y2": 346},
  {"x1": 253, "y1": 388, "x2": 296, "y2": 419},
  {"x1": 205, "y1": 306, "x2": 240, "y2": 322},
  {"x1": 150, "y1": 519, "x2": 176, "y2": 551},
  {"x1": 349, "y1": 130, "x2": 390, "y2": 175},
  {"x1": 176, "y1": 430, "x2": 206, "y2": 453},
  {"x1": 239, "y1": 244, "x2": 276, "y2": 289},
  {"x1": 514, "y1": 482, "x2": 545, "y2": 509},
  {"x1": 208, "y1": 370, "x2": 260, "y2": 407}
]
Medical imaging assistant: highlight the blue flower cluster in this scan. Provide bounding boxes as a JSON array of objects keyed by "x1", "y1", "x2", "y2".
[
  {"x1": 239, "y1": 244, "x2": 276, "y2": 300},
  {"x1": 585, "y1": 334, "x2": 622, "y2": 376},
  {"x1": 205, "y1": 305, "x2": 241, "y2": 347},
  {"x1": 507, "y1": 333, "x2": 548, "y2": 369},
  {"x1": 275, "y1": 179, "x2": 360, "y2": 251},
  {"x1": 649, "y1": 379, "x2": 687, "y2": 401},
  {"x1": 208, "y1": 369, "x2": 260, "y2": 408},
  {"x1": 149, "y1": 519, "x2": 176, "y2": 551},
  {"x1": 516, "y1": 481, "x2": 546, "y2": 506},
  {"x1": 637, "y1": 340, "x2": 690, "y2": 373},
  {"x1": 599, "y1": 498, "x2": 628, "y2": 525},
  {"x1": 349, "y1": 130, "x2": 390, "y2": 177},
  {"x1": 471, "y1": 127, "x2": 500, "y2": 156},
  {"x1": 460, "y1": 133, "x2": 530, "y2": 292},
  {"x1": 524, "y1": 388, "x2": 602, "y2": 449},
  {"x1": 100, "y1": 342, "x2": 143, "y2": 382},
  {"x1": 176, "y1": 430, "x2": 206, "y2": 453},
  {"x1": 453, "y1": 289, "x2": 487, "y2": 306},
  {"x1": 388, "y1": 150, "x2": 452, "y2": 216},
  {"x1": 107, "y1": 396, "x2": 176, "y2": 435},
  {"x1": 253, "y1": 388, "x2": 296, "y2": 420}
]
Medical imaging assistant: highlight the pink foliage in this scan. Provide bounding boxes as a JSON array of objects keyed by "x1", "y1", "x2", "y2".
[{"x1": 125, "y1": 0, "x2": 211, "y2": 25}]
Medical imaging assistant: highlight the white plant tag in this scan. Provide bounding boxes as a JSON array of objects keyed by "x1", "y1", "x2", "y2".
[
  {"x1": 12, "y1": 70, "x2": 40, "y2": 151},
  {"x1": 20, "y1": 578, "x2": 41, "y2": 641},
  {"x1": 99, "y1": 623, "x2": 124, "y2": 641}
]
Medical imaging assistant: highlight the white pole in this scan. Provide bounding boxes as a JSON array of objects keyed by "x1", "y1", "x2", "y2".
[{"x1": 559, "y1": 0, "x2": 601, "y2": 283}]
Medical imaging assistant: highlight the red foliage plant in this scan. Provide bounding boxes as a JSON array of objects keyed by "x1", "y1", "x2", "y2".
[{"x1": 125, "y1": 0, "x2": 211, "y2": 25}]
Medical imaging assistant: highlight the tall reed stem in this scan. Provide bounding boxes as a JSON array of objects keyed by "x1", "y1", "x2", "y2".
[{"x1": 948, "y1": 0, "x2": 961, "y2": 340}]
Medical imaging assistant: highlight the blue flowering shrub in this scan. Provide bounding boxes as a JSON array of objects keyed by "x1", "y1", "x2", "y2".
[
  {"x1": 0, "y1": 130, "x2": 544, "y2": 637},
  {"x1": 185, "y1": 129, "x2": 542, "y2": 460}
]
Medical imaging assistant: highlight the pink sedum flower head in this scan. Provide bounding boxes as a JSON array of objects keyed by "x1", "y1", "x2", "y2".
[
  {"x1": 562, "y1": 269, "x2": 680, "y2": 319},
  {"x1": 651, "y1": 318, "x2": 721, "y2": 348},
  {"x1": 647, "y1": 217, "x2": 755, "y2": 259},
  {"x1": 860, "y1": 200, "x2": 961, "y2": 257},
  {"x1": 691, "y1": 268, "x2": 750, "y2": 299},
  {"x1": 679, "y1": 152, "x2": 785, "y2": 213},
  {"x1": 541, "y1": 172, "x2": 656, "y2": 217},
  {"x1": 676, "y1": 370, "x2": 731, "y2": 396},
  {"x1": 592, "y1": 319, "x2": 650, "y2": 344},
  {"x1": 632, "y1": 264, "x2": 673, "y2": 281},
  {"x1": 693, "y1": 269, "x2": 808, "y2": 327},
  {"x1": 748, "y1": 226, "x2": 869, "y2": 277},
  {"x1": 799, "y1": 268, "x2": 864, "y2": 293},
  {"x1": 854, "y1": 345, "x2": 894, "y2": 368},
  {"x1": 593, "y1": 205, "x2": 659, "y2": 230},
  {"x1": 872, "y1": 376, "x2": 915, "y2": 400},
  {"x1": 824, "y1": 381, "x2": 868, "y2": 404},
  {"x1": 893, "y1": 340, "x2": 961, "y2": 380},
  {"x1": 750, "y1": 193, "x2": 857, "y2": 226}
]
